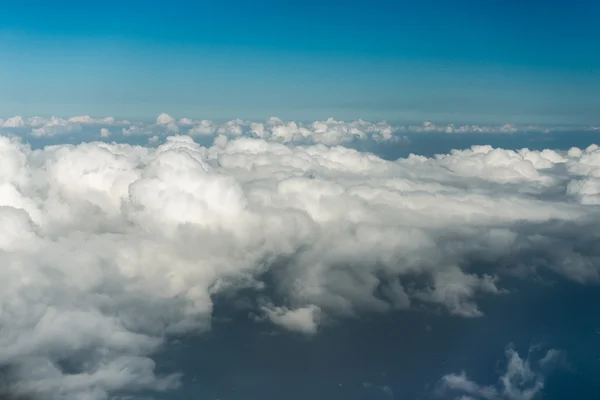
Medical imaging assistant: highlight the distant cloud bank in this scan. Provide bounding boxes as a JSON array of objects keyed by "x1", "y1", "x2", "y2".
[{"x1": 1, "y1": 114, "x2": 598, "y2": 145}]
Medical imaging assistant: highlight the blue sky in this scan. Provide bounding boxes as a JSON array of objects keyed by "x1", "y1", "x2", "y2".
[{"x1": 1, "y1": 0, "x2": 598, "y2": 123}]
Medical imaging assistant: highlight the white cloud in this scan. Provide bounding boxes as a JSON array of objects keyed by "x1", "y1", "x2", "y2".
[
  {"x1": 156, "y1": 113, "x2": 179, "y2": 133},
  {"x1": 261, "y1": 304, "x2": 321, "y2": 335},
  {"x1": 156, "y1": 113, "x2": 175, "y2": 125},
  {"x1": 0, "y1": 131, "x2": 596, "y2": 399},
  {"x1": 100, "y1": 128, "x2": 111, "y2": 138},
  {"x1": 1, "y1": 114, "x2": 599, "y2": 142},
  {"x1": 188, "y1": 120, "x2": 217, "y2": 136},
  {"x1": 439, "y1": 344, "x2": 563, "y2": 400},
  {"x1": 68, "y1": 115, "x2": 117, "y2": 125},
  {"x1": 178, "y1": 117, "x2": 194, "y2": 125},
  {"x1": 122, "y1": 124, "x2": 154, "y2": 136},
  {"x1": 0, "y1": 115, "x2": 126, "y2": 136},
  {"x1": 404, "y1": 122, "x2": 536, "y2": 134},
  {"x1": 25, "y1": 116, "x2": 49, "y2": 127},
  {"x1": 31, "y1": 116, "x2": 82, "y2": 137},
  {"x1": 1, "y1": 116, "x2": 25, "y2": 128}
]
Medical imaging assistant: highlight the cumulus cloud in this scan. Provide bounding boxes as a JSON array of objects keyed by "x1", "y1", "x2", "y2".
[
  {"x1": 156, "y1": 113, "x2": 174, "y2": 125},
  {"x1": 185, "y1": 116, "x2": 396, "y2": 144},
  {"x1": 100, "y1": 128, "x2": 111, "y2": 138},
  {"x1": 187, "y1": 120, "x2": 217, "y2": 136},
  {"x1": 0, "y1": 132, "x2": 597, "y2": 399},
  {"x1": 155, "y1": 113, "x2": 179, "y2": 133},
  {"x1": 3, "y1": 114, "x2": 595, "y2": 143},
  {"x1": 67, "y1": 116, "x2": 117, "y2": 125},
  {"x1": 122, "y1": 124, "x2": 150, "y2": 136},
  {"x1": 439, "y1": 344, "x2": 564, "y2": 400},
  {"x1": 30, "y1": 117, "x2": 83, "y2": 137},
  {"x1": 0, "y1": 116, "x2": 125, "y2": 138},
  {"x1": 404, "y1": 121, "x2": 520, "y2": 134},
  {"x1": 0, "y1": 116, "x2": 25, "y2": 128},
  {"x1": 261, "y1": 304, "x2": 321, "y2": 335}
]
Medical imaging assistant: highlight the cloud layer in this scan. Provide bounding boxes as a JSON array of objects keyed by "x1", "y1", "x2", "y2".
[
  {"x1": 1, "y1": 114, "x2": 598, "y2": 145},
  {"x1": 0, "y1": 131, "x2": 598, "y2": 399}
]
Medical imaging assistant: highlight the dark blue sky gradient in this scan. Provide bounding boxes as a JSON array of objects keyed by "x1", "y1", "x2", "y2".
[{"x1": 1, "y1": 1, "x2": 598, "y2": 122}]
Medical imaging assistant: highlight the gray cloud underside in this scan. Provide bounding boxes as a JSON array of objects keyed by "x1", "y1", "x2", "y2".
[{"x1": 0, "y1": 130, "x2": 599, "y2": 399}]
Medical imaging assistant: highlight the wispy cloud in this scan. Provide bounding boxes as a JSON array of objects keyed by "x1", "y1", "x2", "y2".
[{"x1": 439, "y1": 344, "x2": 567, "y2": 400}]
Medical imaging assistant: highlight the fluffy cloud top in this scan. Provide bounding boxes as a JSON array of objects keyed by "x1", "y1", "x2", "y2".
[
  {"x1": 0, "y1": 116, "x2": 25, "y2": 128},
  {"x1": 261, "y1": 304, "x2": 321, "y2": 335},
  {"x1": 0, "y1": 132, "x2": 598, "y2": 399},
  {"x1": 100, "y1": 128, "x2": 111, "y2": 138}
]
